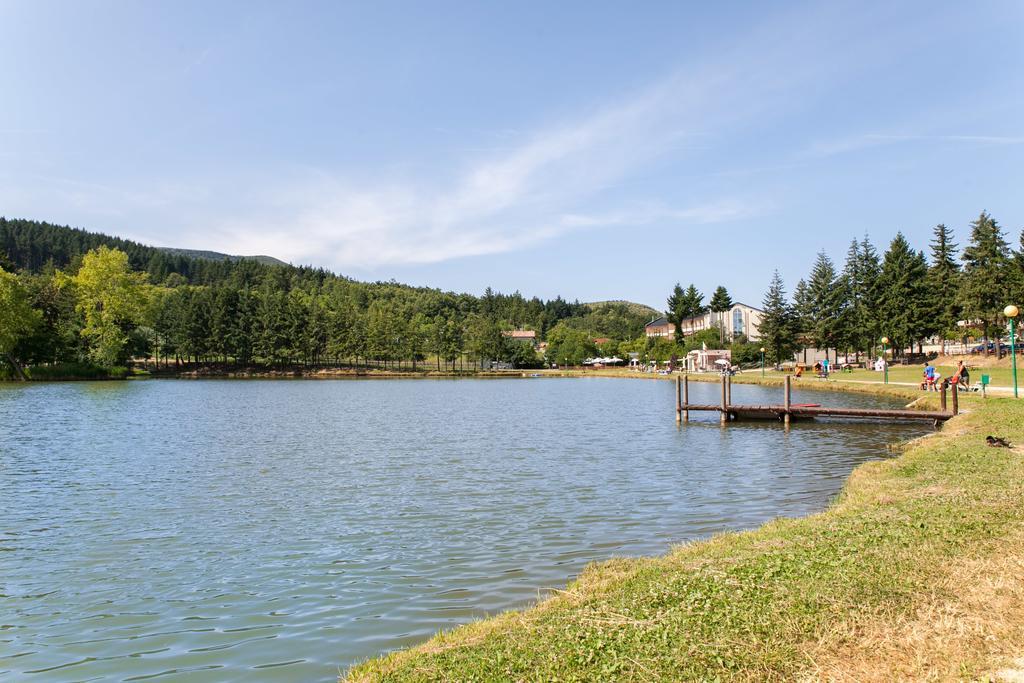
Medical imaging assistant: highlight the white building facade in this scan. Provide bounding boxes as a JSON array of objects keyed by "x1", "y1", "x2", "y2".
[{"x1": 654, "y1": 302, "x2": 763, "y2": 342}]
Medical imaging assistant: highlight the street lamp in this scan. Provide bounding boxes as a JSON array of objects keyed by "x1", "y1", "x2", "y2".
[
  {"x1": 1005, "y1": 305, "x2": 1019, "y2": 398},
  {"x1": 880, "y1": 336, "x2": 889, "y2": 385},
  {"x1": 760, "y1": 347, "x2": 765, "y2": 378}
]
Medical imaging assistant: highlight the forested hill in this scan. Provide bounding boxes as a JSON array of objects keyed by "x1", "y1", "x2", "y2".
[
  {"x1": 0, "y1": 218, "x2": 657, "y2": 371},
  {"x1": 584, "y1": 300, "x2": 660, "y2": 321},
  {"x1": 0, "y1": 217, "x2": 308, "y2": 285},
  {"x1": 155, "y1": 247, "x2": 288, "y2": 268}
]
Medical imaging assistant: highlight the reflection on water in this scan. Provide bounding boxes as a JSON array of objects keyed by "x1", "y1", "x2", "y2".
[{"x1": 0, "y1": 377, "x2": 927, "y2": 681}]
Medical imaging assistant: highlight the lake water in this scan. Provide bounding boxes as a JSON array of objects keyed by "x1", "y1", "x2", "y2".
[{"x1": 1, "y1": 377, "x2": 927, "y2": 681}]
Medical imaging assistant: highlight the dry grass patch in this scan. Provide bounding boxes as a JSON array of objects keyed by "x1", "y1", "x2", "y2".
[{"x1": 803, "y1": 526, "x2": 1024, "y2": 682}]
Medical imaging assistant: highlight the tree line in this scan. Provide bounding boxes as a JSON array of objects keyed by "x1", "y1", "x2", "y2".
[
  {"x1": 756, "y1": 211, "x2": 1023, "y2": 365},
  {"x1": 0, "y1": 219, "x2": 652, "y2": 375}
]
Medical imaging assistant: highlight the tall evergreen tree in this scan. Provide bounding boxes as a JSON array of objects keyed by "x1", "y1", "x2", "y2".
[
  {"x1": 681, "y1": 284, "x2": 706, "y2": 337},
  {"x1": 856, "y1": 235, "x2": 882, "y2": 353},
  {"x1": 791, "y1": 278, "x2": 812, "y2": 362},
  {"x1": 709, "y1": 285, "x2": 733, "y2": 344},
  {"x1": 841, "y1": 236, "x2": 881, "y2": 360},
  {"x1": 759, "y1": 271, "x2": 796, "y2": 365},
  {"x1": 666, "y1": 283, "x2": 686, "y2": 344},
  {"x1": 925, "y1": 223, "x2": 961, "y2": 346},
  {"x1": 960, "y1": 211, "x2": 1011, "y2": 350},
  {"x1": 876, "y1": 232, "x2": 930, "y2": 355},
  {"x1": 1011, "y1": 229, "x2": 1024, "y2": 310},
  {"x1": 806, "y1": 251, "x2": 846, "y2": 362}
]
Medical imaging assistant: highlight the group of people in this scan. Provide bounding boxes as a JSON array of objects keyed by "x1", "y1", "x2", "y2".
[{"x1": 922, "y1": 360, "x2": 970, "y2": 392}]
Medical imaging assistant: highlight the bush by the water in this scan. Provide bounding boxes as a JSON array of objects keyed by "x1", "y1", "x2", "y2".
[{"x1": 27, "y1": 363, "x2": 130, "y2": 380}]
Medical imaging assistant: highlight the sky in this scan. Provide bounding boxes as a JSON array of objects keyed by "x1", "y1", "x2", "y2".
[{"x1": 1, "y1": 1, "x2": 1022, "y2": 309}]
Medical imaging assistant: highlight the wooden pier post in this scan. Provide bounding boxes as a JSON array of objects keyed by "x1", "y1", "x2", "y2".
[
  {"x1": 951, "y1": 382, "x2": 959, "y2": 415},
  {"x1": 783, "y1": 375, "x2": 792, "y2": 427},
  {"x1": 675, "y1": 376, "x2": 682, "y2": 423},
  {"x1": 940, "y1": 381, "x2": 947, "y2": 414},
  {"x1": 720, "y1": 375, "x2": 728, "y2": 424},
  {"x1": 726, "y1": 374, "x2": 732, "y2": 406},
  {"x1": 683, "y1": 374, "x2": 689, "y2": 423}
]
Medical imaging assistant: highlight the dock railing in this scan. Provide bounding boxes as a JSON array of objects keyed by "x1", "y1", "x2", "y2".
[{"x1": 675, "y1": 374, "x2": 955, "y2": 426}]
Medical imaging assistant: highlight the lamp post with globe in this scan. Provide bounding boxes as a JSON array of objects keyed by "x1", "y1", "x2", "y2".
[
  {"x1": 881, "y1": 336, "x2": 889, "y2": 385},
  {"x1": 1005, "y1": 305, "x2": 1019, "y2": 398},
  {"x1": 760, "y1": 347, "x2": 765, "y2": 378}
]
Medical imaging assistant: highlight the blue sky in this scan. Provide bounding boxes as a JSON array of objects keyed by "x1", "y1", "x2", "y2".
[{"x1": 2, "y1": 1, "x2": 1022, "y2": 309}]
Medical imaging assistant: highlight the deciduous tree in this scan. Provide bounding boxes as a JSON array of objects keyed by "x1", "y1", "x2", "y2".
[
  {"x1": 0, "y1": 266, "x2": 41, "y2": 377},
  {"x1": 66, "y1": 246, "x2": 150, "y2": 366}
]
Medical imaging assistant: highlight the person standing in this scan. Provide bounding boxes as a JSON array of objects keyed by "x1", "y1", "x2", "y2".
[
  {"x1": 923, "y1": 363, "x2": 936, "y2": 390},
  {"x1": 951, "y1": 360, "x2": 969, "y2": 390}
]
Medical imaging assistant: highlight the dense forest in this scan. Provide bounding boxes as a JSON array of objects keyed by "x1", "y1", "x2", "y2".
[
  {"x1": 2, "y1": 211, "x2": 1021, "y2": 378},
  {"x1": 0, "y1": 218, "x2": 654, "y2": 375}
]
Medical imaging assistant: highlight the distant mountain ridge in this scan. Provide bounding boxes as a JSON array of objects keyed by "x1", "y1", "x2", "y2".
[
  {"x1": 156, "y1": 247, "x2": 288, "y2": 267},
  {"x1": 584, "y1": 300, "x2": 661, "y2": 320}
]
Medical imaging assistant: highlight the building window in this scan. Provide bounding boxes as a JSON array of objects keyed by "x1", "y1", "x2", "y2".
[{"x1": 733, "y1": 309, "x2": 743, "y2": 337}]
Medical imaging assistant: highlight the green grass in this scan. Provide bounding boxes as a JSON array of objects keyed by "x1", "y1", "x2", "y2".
[{"x1": 346, "y1": 398, "x2": 1024, "y2": 681}]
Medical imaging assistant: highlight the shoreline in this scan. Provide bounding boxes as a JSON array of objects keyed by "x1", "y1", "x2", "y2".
[{"x1": 345, "y1": 383, "x2": 1022, "y2": 681}]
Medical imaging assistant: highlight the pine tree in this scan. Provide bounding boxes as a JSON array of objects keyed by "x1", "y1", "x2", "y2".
[
  {"x1": 841, "y1": 236, "x2": 881, "y2": 360},
  {"x1": 876, "y1": 232, "x2": 929, "y2": 355},
  {"x1": 210, "y1": 285, "x2": 240, "y2": 363},
  {"x1": 681, "y1": 284, "x2": 706, "y2": 337},
  {"x1": 960, "y1": 211, "x2": 1011, "y2": 351},
  {"x1": 856, "y1": 235, "x2": 882, "y2": 354},
  {"x1": 925, "y1": 223, "x2": 961, "y2": 347},
  {"x1": 666, "y1": 283, "x2": 685, "y2": 344},
  {"x1": 806, "y1": 251, "x2": 846, "y2": 362},
  {"x1": 759, "y1": 271, "x2": 796, "y2": 364},
  {"x1": 791, "y1": 278, "x2": 811, "y2": 362},
  {"x1": 1011, "y1": 230, "x2": 1024, "y2": 311},
  {"x1": 709, "y1": 285, "x2": 733, "y2": 344}
]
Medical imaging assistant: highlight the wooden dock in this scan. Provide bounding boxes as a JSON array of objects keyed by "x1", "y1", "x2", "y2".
[{"x1": 676, "y1": 375, "x2": 956, "y2": 426}]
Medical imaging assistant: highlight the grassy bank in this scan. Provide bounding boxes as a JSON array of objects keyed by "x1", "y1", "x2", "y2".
[
  {"x1": 23, "y1": 362, "x2": 132, "y2": 381},
  {"x1": 346, "y1": 397, "x2": 1024, "y2": 681},
  {"x1": 159, "y1": 365, "x2": 532, "y2": 380}
]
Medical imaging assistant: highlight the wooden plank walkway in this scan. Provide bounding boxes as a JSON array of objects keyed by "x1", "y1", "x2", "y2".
[{"x1": 676, "y1": 375, "x2": 956, "y2": 426}]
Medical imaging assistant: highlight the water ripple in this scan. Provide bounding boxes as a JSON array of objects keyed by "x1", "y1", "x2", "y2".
[{"x1": 0, "y1": 378, "x2": 927, "y2": 681}]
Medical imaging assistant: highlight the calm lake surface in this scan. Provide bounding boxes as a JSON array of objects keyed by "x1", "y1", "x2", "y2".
[{"x1": 2, "y1": 377, "x2": 928, "y2": 681}]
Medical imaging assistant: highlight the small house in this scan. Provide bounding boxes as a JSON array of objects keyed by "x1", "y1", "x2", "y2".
[{"x1": 502, "y1": 329, "x2": 538, "y2": 349}]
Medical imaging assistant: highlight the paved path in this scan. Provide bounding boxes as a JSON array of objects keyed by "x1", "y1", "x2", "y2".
[{"x1": 827, "y1": 378, "x2": 1016, "y2": 395}]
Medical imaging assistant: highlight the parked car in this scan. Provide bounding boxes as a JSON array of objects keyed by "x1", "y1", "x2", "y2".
[{"x1": 970, "y1": 342, "x2": 1008, "y2": 353}]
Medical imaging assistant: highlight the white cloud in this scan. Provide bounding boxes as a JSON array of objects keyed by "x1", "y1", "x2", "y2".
[
  {"x1": 4, "y1": 3, "x2": 927, "y2": 269},
  {"x1": 559, "y1": 201, "x2": 763, "y2": 229},
  {"x1": 805, "y1": 133, "x2": 1024, "y2": 158},
  {"x1": 195, "y1": 67, "x2": 768, "y2": 267}
]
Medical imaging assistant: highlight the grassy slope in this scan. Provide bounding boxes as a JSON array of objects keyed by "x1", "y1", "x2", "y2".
[{"x1": 346, "y1": 398, "x2": 1024, "y2": 681}]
